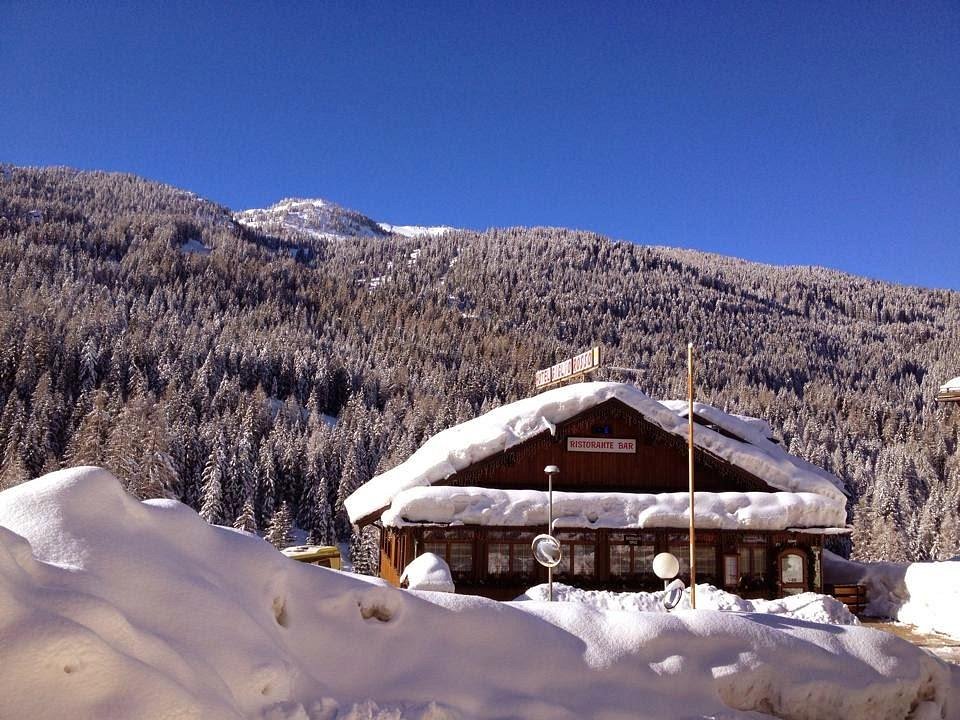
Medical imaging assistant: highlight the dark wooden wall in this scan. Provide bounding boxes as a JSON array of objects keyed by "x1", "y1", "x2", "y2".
[
  {"x1": 447, "y1": 398, "x2": 774, "y2": 494},
  {"x1": 380, "y1": 524, "x2": 825, "y2": 601}
]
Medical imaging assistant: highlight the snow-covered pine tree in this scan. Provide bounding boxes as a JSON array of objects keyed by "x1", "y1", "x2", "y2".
[
  {"x1": 307, "y1": 476, "x2": 334, "y2": 545},
  {"x1": 255, "y1": 440, "x2": 278, "y2": 527},
  {"x1": 233, "y1": 497, "x2": 258, "y2": 535},
  {"x1": 266, "y1": 501, "x2": 293, "y2": 549},
  {"x1": 199, "y1": 432, "x2": 227, "y2": 524},
  {"x1": 349, "y1": 524, "x2": 380, "y2": 576}
]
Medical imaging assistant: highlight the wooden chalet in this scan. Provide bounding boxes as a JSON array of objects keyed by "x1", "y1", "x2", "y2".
[{"x1": 346, "y1": 383, "x2": 849, "y2": 601}]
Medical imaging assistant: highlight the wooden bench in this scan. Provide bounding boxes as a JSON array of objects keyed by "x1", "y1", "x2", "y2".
[{"x1": 826, "y1": 583, "x2": 868, "y2": 616}]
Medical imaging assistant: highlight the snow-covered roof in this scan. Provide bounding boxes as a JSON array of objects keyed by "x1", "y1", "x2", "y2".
[
  {"x1": 345, "y1": 382, "x2": 847, "y2": 525},
  {"x1": 940, "y1": 376, "x2": 960, "y2": 393},
  {"x1": 381, "y1": 486, "x2": 848, "y2": 531}
]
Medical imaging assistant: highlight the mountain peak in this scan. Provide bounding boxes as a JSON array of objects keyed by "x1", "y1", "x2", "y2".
[{"x1": 235, "y1": 197, "x2": 456, "y2": 240}]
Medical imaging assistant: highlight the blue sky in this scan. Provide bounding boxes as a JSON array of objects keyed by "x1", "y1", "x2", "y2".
[{"x1": 3, "y1": 1, "x2": 958, "y2": 289}]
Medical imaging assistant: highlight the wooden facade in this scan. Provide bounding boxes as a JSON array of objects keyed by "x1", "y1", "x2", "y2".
[
  {"x1": 382, "y1": 525, "x2": 824, "y2": 601},
  {"x1": 370, "y1": 396, "x2": 833, "y2": 600}
]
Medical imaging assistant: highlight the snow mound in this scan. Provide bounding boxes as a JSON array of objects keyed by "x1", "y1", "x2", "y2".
[
  {"x1": 0, "y1": 468, "x2": 949, "y2": 719},
  {"x1": 346, "y1": 382, "x2": 847, "y2": 525},
  {"x1": 383, "y1": 486, "x2": 847, "y2": 530},
  {"x1": 399, "y1": 553, "x2": 454, "y2": 593},
  {"x1": 517, "y1": 582, "x2": 860, "y2": 626},
  {"x1": 825, "y1": 549, "x2": 960, "y2": 639}
]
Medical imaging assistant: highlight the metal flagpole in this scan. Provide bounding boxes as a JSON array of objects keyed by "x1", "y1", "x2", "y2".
[{"x1": 688, "y1": 342, "x2": 697, "y2": 609}]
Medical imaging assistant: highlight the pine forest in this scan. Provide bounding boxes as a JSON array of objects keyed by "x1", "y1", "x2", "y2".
[{"x1": 1, "y1": 165, "x2": 958, "y2": 568}]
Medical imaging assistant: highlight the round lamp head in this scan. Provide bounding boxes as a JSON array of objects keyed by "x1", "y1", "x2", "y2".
[
  {"x1": 531, "y1": 534, "x2": 562, "y2": 568},
  {"x1": 544, "y1": 465, "x2": 559, "y2": 475},
  {"x1": 653, "y1": 552, "x2": 680, "y2": 580}
]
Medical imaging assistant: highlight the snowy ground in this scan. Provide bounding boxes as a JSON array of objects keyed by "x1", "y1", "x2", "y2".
[{"x1": 0, "y1": 468, "x2": 952, "y2": 720}]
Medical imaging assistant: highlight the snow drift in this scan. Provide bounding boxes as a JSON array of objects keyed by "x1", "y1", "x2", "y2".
[
  {"x1": 517, "y1": 582, "x2": 860, "y2": 627},
  {"x1": 825, "y1": 549, "x2": 960, "y2": 639},
  {"x1": 0, "y1": 468, "x2": 949, "y2": 719}
]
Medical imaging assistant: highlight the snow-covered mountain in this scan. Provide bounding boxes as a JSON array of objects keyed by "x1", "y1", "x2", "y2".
[{"x1": 235, "y1": 198, "x2": 455, "y2": 240}]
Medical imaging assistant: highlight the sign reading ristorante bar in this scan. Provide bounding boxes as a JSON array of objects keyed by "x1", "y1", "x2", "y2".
[
  {"x1": 535, "y1": 347, "x2": 601, "y2": 389},
  {"x1": 566, "y1": 437, "x2": 637, "y2": 454}
]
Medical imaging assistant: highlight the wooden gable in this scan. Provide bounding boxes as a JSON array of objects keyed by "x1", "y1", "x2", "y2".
[{"x1": 443, "y1": 398, "x2": 777, "y2": 494}]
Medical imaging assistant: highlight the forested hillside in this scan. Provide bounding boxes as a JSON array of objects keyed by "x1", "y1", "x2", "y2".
[{"x1": 1, "y1": 165, "x2": 958, "y2": 566}]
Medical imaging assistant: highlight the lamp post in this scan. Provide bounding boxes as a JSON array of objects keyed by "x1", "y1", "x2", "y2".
[
  {"x1": 544, "y1": 464, "x2": 559, "y2": 601},
  {"x1": 687, "y1": 342, "x2": 697, "y2": 609}
]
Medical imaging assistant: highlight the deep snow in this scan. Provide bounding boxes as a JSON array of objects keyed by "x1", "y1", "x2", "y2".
[
  {"x1": 0, "y1": 468, "x2": 950, "y2": 719},
  {"x1": 517, "y1": 582, "x2": 860, "y2": 626},
  {"x1": 824, "y1": 549, "x2": 960, "y2": 640}
]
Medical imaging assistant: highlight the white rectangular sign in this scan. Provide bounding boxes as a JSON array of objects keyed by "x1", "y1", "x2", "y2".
[
  {"x1": 535, "y1": 347, "x2": 601, "y2": 389},
  {"x1": 567, "y1": 437, "x2": 636, "y2": 454}
]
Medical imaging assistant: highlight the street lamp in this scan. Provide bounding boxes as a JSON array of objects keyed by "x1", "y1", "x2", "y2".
[{"x1": 532, "y1": 464, "x2": 561, "y2": 601}]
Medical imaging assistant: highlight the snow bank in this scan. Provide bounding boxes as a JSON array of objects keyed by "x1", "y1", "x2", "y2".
[
  {"x1": 0, "y1": 468, "x2": 949, "y2": 719},
  {"x1": 382, "y1": 486, "x2": 847, "y2": 530},
  {"x1": 825, "y1": 549, "x2": 960, "y2": 639},
  {"x1": 517, "y1": 582, "x2": 860, "y2": 626},
  {"x1": 399, "y1": 552, "x2": 454, "y2": 593},
  {"x1": 346, "y1": 382, "x2": 847, "y2": 524}
]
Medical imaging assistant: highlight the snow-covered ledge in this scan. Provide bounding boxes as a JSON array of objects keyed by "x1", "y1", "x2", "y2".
[{"x1": 381, "y1": 486, "x2": 848, "y2": 531}]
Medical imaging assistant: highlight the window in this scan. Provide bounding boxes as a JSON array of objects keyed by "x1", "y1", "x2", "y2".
[
  {"x1": 486, "y1": 531, "x2": 535, "y2": 578},
  {"x1": 555, "y1": 531, "x2": 596, "y2": 578},
  {"x1": 449, "y1": 543, "x2": 474, "y2": 574},
  {"x1": 738, "y1": 545, "x2": 767, "y2": 579},
  {"x1": 420, "y1": 528, "x2": 475, "y2": 578},
  {"x1": 609, "y1": 532, "x2": 656, "y2": 577},
  {"x1": 666, "y1": 534, "x2": 716, "y2": 582},
  {"x1": 695, "y1": 545, "x2": 717, "y2": 580},
  {"x1": 487, "y1": 543, "x2": 510, "y2": 575},
  {"x1": 780, "y1": 553, "x2": 804, "y2": 584},
  {"x1": 723, "y1": 555, "x2": 739, "y2": 587},
  {"x1": 668, "y1": 534, "x2": 689, "y2": 577}
]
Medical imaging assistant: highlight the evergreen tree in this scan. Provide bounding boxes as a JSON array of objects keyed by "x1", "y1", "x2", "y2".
[
  {"x1": 199, "y1": 432, "x2": 227, "y2": 524},
  {"x1": 233, "y1": 498, "x2": 258, "y2": 535},
  {"x1": 266, "y1": 501, "x2": 293, "y2": 549}
]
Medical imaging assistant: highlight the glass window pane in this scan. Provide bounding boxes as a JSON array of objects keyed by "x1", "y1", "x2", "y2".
[
  {"x1": 695, "y1": 546, "x2": 716, "y2": 577},
  {"x1": 781, "y1": 553, "x2": 804, "y2": 584},
  {"x1": 724, "y1": 555, "x2": 739, "y2": 586},
  {"x1": 449, "y1": 543, "x2": 473, "y2": 574},
  {"x1": 668, "y1": 544, "x2": 689, "y2": 576},
  {"x1": 513, "y1": 544, "x2": 534, "y2": 576},
  {"x1": 610, "y1": 545, "x2": 631, "y2": 576},
  {"x1": 573, "y1": 544, "x2": 594, "y2": 576},
  {"x1": 752, "y1": 547, "x2": 767, "y2": 576},
  {"x1": 487, "y1": 543, "x2": 510, "y2": 575},
  {"x1": 636, "y1": 545, "x2": 655, "y2": 574},
  {"x1": 424, "y1": 542, "x2": 446, "y2": 561},
  {"x1": 557, "y1": 543, "x2": 573, "y2": 575}
]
